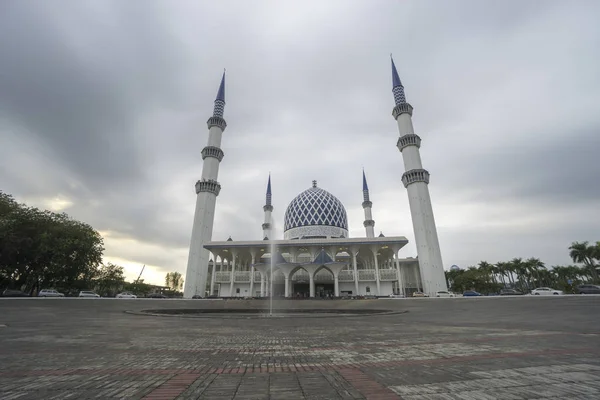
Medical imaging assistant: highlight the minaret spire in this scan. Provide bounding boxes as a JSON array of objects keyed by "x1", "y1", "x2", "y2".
[
  {"x1": 390, "y1": 58, "x2": 447, "y2": 296},
  {"x1": 262, "y1": 174, "x2": 273, "y2": 240},
  {"x1": 391, "y1": 55, "x2": 406, "y2": 105},
  {"x1": 213, "y1": 70, "x2": 226, "y2": 117},
  {"x1": 362, "y1": 169, "x2": 375, "y2": 238},
  {"x1": 184, "y1": 72, "x2": 228, "y2": 298}
]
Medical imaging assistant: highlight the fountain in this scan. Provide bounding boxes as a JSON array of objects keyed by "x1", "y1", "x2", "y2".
[{"x1": 268, "y1": 218, "x2": 276, "y2": 317}]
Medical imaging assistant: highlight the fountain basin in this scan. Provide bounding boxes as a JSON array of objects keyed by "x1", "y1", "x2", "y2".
[{"x1": 127, "y1": 308, "x2": 406, "y2": 319}]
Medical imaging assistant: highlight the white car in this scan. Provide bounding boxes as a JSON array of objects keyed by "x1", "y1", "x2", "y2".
[
  {"x1": 412, "y1": 291, "x2": 430, "y2": 297},
  {"x1": 116, "y1": 292, "x2": 137, "y2": 299},
  {"x1": 38, "y1": 289, "x2": 65, "y2": 297},
  {"x1": 531, "y1": 287, "x2": 563, "y2": 296},
  {"x1": 388, "y1": 293, "x2": 404, "y2": 298},
  {"x1": 79, "y1": 291, "x2": 100, "y2": 298},
  {"x1": 435, "y1": 291, "x2": 455, "y2": 298}
]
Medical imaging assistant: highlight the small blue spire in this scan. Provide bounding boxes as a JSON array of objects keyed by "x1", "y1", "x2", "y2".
[
  {"x1": 216, "y1": 70, "x2": 225, "y2": 102},
  {"x1": 212, "y1": 70, "x2": 226, "y2": 118},
  {"x1": 362, "y1": 169, "x2": 370, "y2": 202},
  {"x1": 390, "y1": 55, "x2": 407, "y2": 105},
  {"x1": 391, "y1": 56, "x2": 402, "y2": 88},
  {"x1": 266, "y1": 174, "x2": 272, "y2": 206}
]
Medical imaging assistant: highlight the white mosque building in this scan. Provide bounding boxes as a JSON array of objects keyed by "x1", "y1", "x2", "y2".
[{"x1": 183, "y1": 59, "x2": 448, "y2": 298}]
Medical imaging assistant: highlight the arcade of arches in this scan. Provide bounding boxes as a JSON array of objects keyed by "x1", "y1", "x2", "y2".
[{"x1": 203, "y1": 237, "x2": 423, "y2": 298}]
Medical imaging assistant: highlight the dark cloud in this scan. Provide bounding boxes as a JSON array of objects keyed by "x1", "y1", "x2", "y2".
[{"x1": 1, "y1": 0, "x2": 599, "y2": 284}]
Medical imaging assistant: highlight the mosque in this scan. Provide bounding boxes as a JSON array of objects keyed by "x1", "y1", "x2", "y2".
[{"x1": 183, "y1": 59, "x2": 448, "y2": 298}]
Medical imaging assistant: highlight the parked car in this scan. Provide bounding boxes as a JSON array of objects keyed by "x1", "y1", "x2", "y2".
[
  {"x1": 412, "y1": 291, "x2": 429, "y2": 297},
  {"x1": 388, "y1": 293, "x2": 404, "y2": 298},
  {"x1": 577, "y1": 284, "x2": 600, "y2": 294},
  {"x1": 435, "y1": 291, "x2": 455, "y2": 298},
  {"x1": 462, "y1": 290, "x2": 482, "y2": 297},
  {"x1": 500, "y1": 289, "x2": 523, "y2": 296},
  {"x1": 192, "y1": 295, "x2": 203, "y2": 299},
  {"x1": 38, "y1": 289, "x2": 65, "y2": 297},
  {"x1": 116, "y1": 292, "x2": 137, "y2": 299},
  {"x1": 78, "y1": 291, "x2": 100, "y2": 298},
  {"x1": 2, "y1": 289, "x2": 30, "y2": 297},
  {"x1": 531, "y1": 287, "x2": 563, "y2": 296}
]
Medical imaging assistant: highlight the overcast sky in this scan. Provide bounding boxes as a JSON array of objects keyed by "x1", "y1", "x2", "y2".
[{"x1": 1, "y1": 0, "x2": 599, "y2": 285}]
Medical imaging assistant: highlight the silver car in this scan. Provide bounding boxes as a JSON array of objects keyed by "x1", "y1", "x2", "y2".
[
  {"x1": 79, "y1": 291, "x2": 100, "y2": 298},
  {"x1": 38, "y1": 289, "x2": 65, "y2": 297}
]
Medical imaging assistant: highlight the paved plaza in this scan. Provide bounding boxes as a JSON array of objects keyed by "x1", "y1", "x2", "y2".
[{"x1": 0, "y1": 296, "x2": 599, "y2": 399}]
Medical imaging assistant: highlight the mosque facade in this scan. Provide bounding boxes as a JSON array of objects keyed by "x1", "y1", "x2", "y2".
[{"x1": 183, "y1": 59, "x2": 448, "y2": 298}]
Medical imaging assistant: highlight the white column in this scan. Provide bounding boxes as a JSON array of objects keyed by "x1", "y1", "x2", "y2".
[
  {"x1": 210, "y1": 258, "x2": 216, "y2": 296},
  {"x1": 229, "y1": 254, "x2": 236, "y2": 296},
  {"x1": 352, "y1": 251, "x2": 359, "y2": 295},
  {"x1": 260, "y1": 274, "x2": 265, "y2": 297},
  {"x1": 394, "y1": 253, "x2": 403, "y2": 296},
  {"x1": 285, "y1": 276, "x2": 290, "y2": 298},
  {"x1": 372, "y1": 248, "x2": 381, "y2": 295},
  {"x1": 309, "y1": 274, "x2": 315, "y2": 298},
  {"x1": 250, "y1": 255, "x2": 254, "y2": 297},
  {"x1": 334, "y1": 272, "x2": 339, "y2": 297}
]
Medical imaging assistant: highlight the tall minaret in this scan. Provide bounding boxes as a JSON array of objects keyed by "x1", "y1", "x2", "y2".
[
  {"x1": 262, "y1": 174, "x2": 273, "y2": 239},
  {"x1": 390, "y1": 56, "x2": 448, "y2": 295},
  {"x1": 362, "y1": 169, "x2": 375, "y2": 238},
  {"x1": 183, "y1": 72, "x2": 227, "y2": 298}
]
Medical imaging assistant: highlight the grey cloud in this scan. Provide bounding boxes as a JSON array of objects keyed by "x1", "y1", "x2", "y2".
[{"x1": 1, "y1": 0, "x2": 599, "y2": 283}]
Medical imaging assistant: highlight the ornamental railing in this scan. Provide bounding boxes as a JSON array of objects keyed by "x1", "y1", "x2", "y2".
[
  {"x1": 215, "y1": 271, "x2": 231, "y2": 283},
  {"x1": 379, "y1": 269, "x2": 397, "y2": 281},
  {"x1": 358, "y1": 269, "x2": 376, "y2": 281},
  {"x1": 234, "y1": 271, "x2": 251, "y2": 283},
  {"x1": 338, "y1": 270, "x2": 354, "y2": 282}
]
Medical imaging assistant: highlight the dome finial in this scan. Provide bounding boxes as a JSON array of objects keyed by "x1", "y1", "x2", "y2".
[{"x1": 312, "y1": 180, "x2": 317, "y2": 188}]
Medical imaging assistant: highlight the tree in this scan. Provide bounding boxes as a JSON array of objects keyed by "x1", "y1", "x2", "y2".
[
  {"x1": 165, "y1": 271, "x2": 184, "y2": 291},
  {"x1": 0, "y1": 192, "x2": 104, "y2": 295},
  {"x1": 94, "y1": 263, "x2": 126, "y2": 297},
  {"x1": 569, "y1": 241, "x2": 599, "y2": 282}
]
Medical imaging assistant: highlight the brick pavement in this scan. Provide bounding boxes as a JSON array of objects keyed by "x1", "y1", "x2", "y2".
[{"x1": 0, "y1": 297, "x2": 599, "y2": 399}]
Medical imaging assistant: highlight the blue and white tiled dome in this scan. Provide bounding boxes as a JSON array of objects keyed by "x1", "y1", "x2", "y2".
[{"x1": 283, "y1": 181, "x2": 349, "y2": 240}]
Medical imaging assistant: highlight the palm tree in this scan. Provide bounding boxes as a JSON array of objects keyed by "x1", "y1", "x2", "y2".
[
  {"x1": 165, "y1": 271, "x2": 184, "y2": 291},
  {"x1": 478, "y1": 261, "x2": 495, "y2": 284},
  {"x1": 569, "y1": 241, "x2": 599, "y2": 282}
]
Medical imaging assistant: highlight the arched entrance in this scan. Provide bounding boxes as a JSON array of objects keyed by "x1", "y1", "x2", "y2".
[
  {"x1": 314, "y1": 266, "x2": 334, "y2": 298},
  {"x1": 272, "y1": 269, "x2": 285, "y2": 297},
  {"x1": 290, "y1": 267, "x2": 310, "y2": 298}
]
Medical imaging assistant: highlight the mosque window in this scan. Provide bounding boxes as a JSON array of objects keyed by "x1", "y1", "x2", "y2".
[{"x1": 366, "y1": 286, "x2": 371, "y2": 293}]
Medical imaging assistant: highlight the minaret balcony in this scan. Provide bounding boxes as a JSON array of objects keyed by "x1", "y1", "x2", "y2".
[
  {"x1": 392, "y1": 102, "x2": 414, "y2": 119},
  {"x1": 195, "y1": 179, "x2": 222, "y2": 196},
  {"x1": 363, "y1": 219, "x2": 375, "y2": 228},
  {"x1": 401, "y1": 169, "x2": 430, "y2": 187},
  {"x1": 262, "y1": 222, "x2": 271, "y2": 230},
  {"x1": 263, "y1": 205, "x2": 273, "y2": 212},
  {"x1": 207, "y1": 116, "x2": 227, "y2": 130},
  {"x1": 397, "y1": 134, "x2": 422, "y2": 152},
  {"x1": 362, "y1": 201, "x2": 372, "y2": 209},
  {"x1": 201, "y1": 146, "x2": 225, "y2": 162}
]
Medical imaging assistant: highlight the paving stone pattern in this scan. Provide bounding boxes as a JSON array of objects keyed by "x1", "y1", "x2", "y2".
[{"x1": 0, "y1": 297, "x2": 599, "y2": 399}]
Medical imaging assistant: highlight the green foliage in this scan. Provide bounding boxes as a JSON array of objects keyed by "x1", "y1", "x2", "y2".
[
  {"x1": 123, "y1": 279, "x2": 153, "y2": 297},
  {"x1": 0, "y1": 192, "x2": 104, "y2": 295},
  {"x1": 446, "y1": 247, "x2": 599, "y2": 295},
  {"x1": 165, "y1": 271, "x2": 183, "y2": 291},
  {"x1": 569, "y1": 241, "x2": 599, "y2": 282},
  {"x1": 94, "y1": 263, "x2": 126, "y2": 297}
]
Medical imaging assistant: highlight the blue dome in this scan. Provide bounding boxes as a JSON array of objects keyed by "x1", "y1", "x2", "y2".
[{"x1": 283, "y1": 184, "x2": 348, "y2": 236}]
